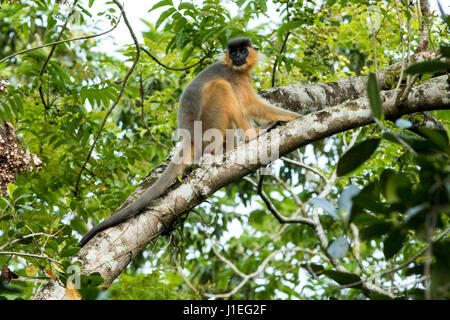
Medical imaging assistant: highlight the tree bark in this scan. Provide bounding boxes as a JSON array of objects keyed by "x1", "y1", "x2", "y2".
[{"x1": 33, "y1": 72, "x2": 450, "y2": 300}]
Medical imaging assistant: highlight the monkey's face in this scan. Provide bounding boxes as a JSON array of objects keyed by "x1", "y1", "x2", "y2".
[
  {"x1": 229, "y1": 46, "x2": 249, "y2": 67},
  {"x1": 225, "y1": 37, "x2": 259, "y2": 71}
]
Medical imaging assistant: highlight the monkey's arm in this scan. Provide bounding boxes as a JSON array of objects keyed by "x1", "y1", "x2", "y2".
[{"x1": 247, "y1": 98, "x2": 299, "y2": 122}]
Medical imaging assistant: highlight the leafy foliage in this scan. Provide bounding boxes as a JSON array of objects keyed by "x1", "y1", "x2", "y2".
[{"x1": 0, "y1": 0, "x2": 448, "y2": 300}]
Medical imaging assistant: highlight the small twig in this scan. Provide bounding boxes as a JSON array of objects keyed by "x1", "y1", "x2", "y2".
[
  {"x1": 210, "y1": 243, "x2": 247, "y2": 278},
  {"x1": 75, "y1": 0, "x2": 141, "y2": 196},
  {"x1": 140, "y1": 46, "x2": 206, "y2": 71},
  {"x1": 335, "y1": 226, "x2": 450, "y2": 291},
  {"x1": 272, "y1": 31, "x2": 291, "y2": 88},
  {"x1": 204, "y1": 247, "x2": 302, "y2": 299},
  {"x1": 0, "y1": 233, "x2": 57, "y2": 251},
  {"x1": 288, "y1": 31, "x2": 317, "y2": 52},
  {"x1": 173, "y1": 258, "x2": 199, "y2": 295},
  {"x1": 257, "y1": 175, "x2": 315, "y2": 227},
  {"x1": 281, "y1": 156, "x2": 327, "y2": 182},
  {"x1": 0, "y1": 251, "x2": 61, "y2": 264}
]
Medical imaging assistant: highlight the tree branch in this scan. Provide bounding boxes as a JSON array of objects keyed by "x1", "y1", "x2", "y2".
[
  {"x1": 33, "y1": 74, "x2": 450, "y2": 299},
  {"x1": 140, "y1": 46, "x2": 206, "y2": 71},
  {"x1": 0, "y1": 11, "x2": 122, "y2": 64}
]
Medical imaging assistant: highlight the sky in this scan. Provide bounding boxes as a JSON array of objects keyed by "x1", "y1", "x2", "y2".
[{"x1": 86, "y1": 0, "x2": 449, "y2": 62}]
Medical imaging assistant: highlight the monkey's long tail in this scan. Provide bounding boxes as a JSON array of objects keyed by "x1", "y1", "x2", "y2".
[{"x1": 78, "y1": 161, "x2": 183, "y2": 247}]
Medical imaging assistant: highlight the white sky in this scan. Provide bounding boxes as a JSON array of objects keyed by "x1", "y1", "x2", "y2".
[{"x1": 85, "y1": 0, "x2": 449, "y2": 62}]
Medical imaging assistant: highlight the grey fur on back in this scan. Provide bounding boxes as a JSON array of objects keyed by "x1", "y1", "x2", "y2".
[{"x1": 178, "y1": 61, "x2": 242, "y2": 137}]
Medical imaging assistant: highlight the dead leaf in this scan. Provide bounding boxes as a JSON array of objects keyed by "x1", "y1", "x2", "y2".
[
  {"x1": 46, "y1": 269, "x2": 57, "y2": 280},
  {"x1": 66, "y1": 280, "x2": 82, "y2": 300},
  {"x1": 1, "y1": 264, "x2": 19, "y2": 283}
]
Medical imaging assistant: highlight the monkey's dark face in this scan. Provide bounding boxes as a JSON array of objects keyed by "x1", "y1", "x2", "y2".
[
  {"x1": 225, "y1": 37, "x2": 259, "y2": 70},
  {"x1": 228, "y1": 46, "x2": 249, "y2": 66}
]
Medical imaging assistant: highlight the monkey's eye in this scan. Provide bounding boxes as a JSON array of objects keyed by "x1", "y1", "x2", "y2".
[{"x1": 230, "y1": 50, "x2": 237, "y2": 56}]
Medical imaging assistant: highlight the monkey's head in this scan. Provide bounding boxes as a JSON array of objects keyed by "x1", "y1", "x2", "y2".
[{"x1": 224, "y1": 37, "x2": 259, "y2": 71}]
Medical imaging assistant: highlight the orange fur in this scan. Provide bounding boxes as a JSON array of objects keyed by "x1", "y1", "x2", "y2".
[{"x1": 200, "y1": 46, "x2": 298, "y2": 155}]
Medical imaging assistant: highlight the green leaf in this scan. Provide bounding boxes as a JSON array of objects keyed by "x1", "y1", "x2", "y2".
[
  {"x1": 149, "y1": 0, "x2": 173, "y2": 11},
  {"x1": 178, "y1": 2, "x2": 195, "y2": 11},
  {"x1": 367, "y1": 73, "x2": 383, "y2": 120},
  {"x1": 440, "y1": 45, "x2": 450, "y2": 58},
  {"x1": 380, "y1": 169, "x2": 410, "y2": 203},
  {"x1": 360, "y1": 222, "x2": 392, "y2": 241},
  {"x1": 60, "y1": 247, "x2": 81, "y2": 258},
  {"x1": 323, "y1": 270, "x2": 362, "y2": 289},
  {"x1": 0, "y1": 215, "x2": 12, "y2": 222},
  {"x1": 155, "y1": 8, "x2": 176, "y2": 29},
  {"x1": 7, "y1": 183, "x2": 16, "y2": 197},
  {"x1": 0, "y1": 282, "x2": 22, "y2": 294},
  {"x1": 383, "y1": 228, "x2": 407, "y2": 259},
  {"x1": 417, "y1": 128, "x2": 450, "y2": 154},
  {"x1": 336, "y1": 138, "x2": 380, "y2": 177},
  {"x1": 327, "y1": 236, "x2": 349, "y2": 260},
  {"x1": 300, "y1": 263, "x2": 325, "y2": 275},
  {"x1": 406, "y1": 60, "x2": 450, "y2": 75}
]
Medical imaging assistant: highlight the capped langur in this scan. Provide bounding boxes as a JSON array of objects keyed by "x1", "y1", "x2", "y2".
[{"x1": 79, "y1": 37, "x2": 299, "y2": 247}]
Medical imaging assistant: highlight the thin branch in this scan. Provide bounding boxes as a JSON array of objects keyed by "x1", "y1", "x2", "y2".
[
  {"x1": 272, "y1": 31, "x2": 291, "y2": 88},
  {"x1": 0, "y1": 233, "x2": 57, "y2": 251},
  {"x1": 38, "y1": 0, "x2": 80, "y2": 109},
  {"x1": 140, "y1": 46, "x2": 206, "y2": 71},
  {"x1": 173, "y1": 258, "x2": 200, "y2": 295},
  {"x1": 204, "y1": 247, "x2": 302, "y2": 299},
  {"x1": 0, "y1": 251, "x2": 61, "y2": 264},
  {"x1": 310, "y1": 129, "x2": 361, "y2": 272},
  {"x1": 335, "y1": 227, "x2": 450, "y2": 291},
  {"x1": 75, "y1": 0, "x2": 140, "y2": 196},
  {"x1": 257, "y1": 175, "x2": 315, "y2": 227},
  {"x1": 0, "y1": 12, "x2": 122, "y2": 64},
  {"x1": 288, "y1": 31, "x2": 316, "y2": 52},
  {"x1": 210, "y1": 243, "x2": 247, "y2": 278},
  {"x1": 281, "y1": 156, "x2": 327, "y2": 182}
]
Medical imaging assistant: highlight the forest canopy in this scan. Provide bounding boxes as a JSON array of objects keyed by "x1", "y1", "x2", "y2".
[{"x1": 0, "y1": 0, "x2": 449, "y2": 300}]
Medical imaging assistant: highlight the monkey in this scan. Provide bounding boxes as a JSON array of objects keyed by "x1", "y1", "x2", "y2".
[{"x1": 79, "y1": 37, "x2": 299, "y2": 247}]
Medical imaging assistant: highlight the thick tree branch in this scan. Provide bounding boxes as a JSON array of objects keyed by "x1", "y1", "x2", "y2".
[
  {"x1": 33, "y1": 73, "x2": 449, "y2": 299},
  {"x1": 259, "y1": 51, "x2": 438, "y2": 114}
]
